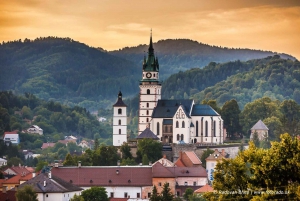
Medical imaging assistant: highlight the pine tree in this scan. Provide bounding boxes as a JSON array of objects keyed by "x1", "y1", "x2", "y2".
[
  {"x1": 161, "y1": 182, "x2": 173, "y2": 201},
  {"x1": 150, "y1": 185, "x2": 161, "y2": 201}
]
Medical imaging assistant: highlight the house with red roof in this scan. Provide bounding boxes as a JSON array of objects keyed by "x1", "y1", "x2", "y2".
[
  {"x1": 51, "y1": 165, "x2": 153, "y2": 200},
  {"x1": 41, "y1": 142, "x2": 55, "y2": 149},
  {"x1": 3, "y1": 165, "x2": 31, "y2": 176},
  {"x1": 194, "y1": 183, "x2": 214, "y2": 194},
  {"x1": 174, "y1": 151, "x2": 202, "y2": 167}
]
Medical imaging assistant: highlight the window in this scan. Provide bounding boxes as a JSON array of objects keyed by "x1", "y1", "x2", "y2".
[
  {"x1": 118, "y1": 119, "x2": 121, "y2": 125},
  {"x1": 146, "y1": 110, "x2": 149, "y2": 115},
  {"x1": 177, "y1": 134, "x2": 180, "y2": 141},
  {"x1": 170, "y1": 126, "x2": 173, "y2": 132},
  {"x1": 154, "y1": 74, "x2": 156, "y2": 77},
  {"x1": 193, "y1": 182, "x2": 197, "y2": 186},
  {"x1": 157, "y1": 122, "x2": 160, "y2": 135},
  {"x1": 147, "y1": 89, "x2": 150, "y2": 94},
  {"x1": 159, "y1": 182, "x2": 162, "y2": 186},
  {"x1": 110, "y1": 192, "x2": 114, "y2": 198},
  {"x1": 176, "y1": 121, "x2": 179, "y2": 128},
  {"x1": 146, "y1": 118, "x2": 149, "y2": 122},
  {"x1": 119, "y1": 129, "x2": 121, "y2": 134},
  {"x1": 147, "y1": 103, "x2": 149, "y2": 107},
  {"x1": 205, "y1": 121, "x2": 208, "y2": 137},
  {"x1": 184, "y1": 182, "x2": 188, "y2": 186},
  {"x1": 148, "y1": 193, "x2": 151, "y2": 198},
  {"x1": 118, "y1": 108, "x2": 122, "y2": 114},
  {"x1": 137, "y1": 193, "x2": 140, "y2": 198},
  {"x1": 196, "y1": 121, "x2": 198, "y2": 137},
  {"x1": 124, "y1": 192, "x2": 128, "y2": 198},
  {"x1": 214, "y1": 121, "x2": 216, "y2": 137},
  {"x1": 181, "y1": 134, "x2": 184, "y2": 141},
  {"x1": 182, "y1": 121, "x2": 185, "y2": 128}
]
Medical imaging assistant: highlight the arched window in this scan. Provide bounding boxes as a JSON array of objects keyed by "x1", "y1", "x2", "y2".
[
  {"x1": 181, "y1": 134, "x2": 184, "y2": 141},
  {"x1": 157, "y1": 122, "x2": 160, "y2": 135},
  {"x1": 196, "y1": 121, "x2": 199, "y2": 137},
  {"x1": 154, "y1": 74, "x2": 156, "y2": 77},
  {"x1": 177, "y1": 134, "x2": 180, "y2": 141},
  {"x1": 118, "y1": 108, "x2": 122, "y2": 114},
  {"x1": 147, "y1": 89, "x2": 150, "y2": 94},
  {"x1": 194, "y1": 138, "x2": 197, "y2": 143},
  {"x1": 146, "y1": 118, "x2": 149, "y2": 122},
  {"x1": 205, "y1": 121, "x2": 208, "y2": 137},
  {"x1": 146, "y1": 103, "x2": 149, "y2": 108},
  {"x1": 214, "y1": 121, "x2": 216, "y2": 137},
  {"x1": 182, "y1": 121, "x2": 185, "y2": 128},
  {"x1": 119, "y1": 129, "x2": 121, "y2": 134},
  {"x1": 146, "y1": 110, "x2": 149, "y2": 115},
  {"x1": 118, "y1": 119, "x2": 121, "y2": 125},
  {"x1": 176, "y1": 121, "x2": 179, "y2": 128}
]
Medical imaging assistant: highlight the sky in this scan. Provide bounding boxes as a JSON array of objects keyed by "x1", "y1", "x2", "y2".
[{"x1": 1, "y1": 0, "x2": 300, "y2": 59}]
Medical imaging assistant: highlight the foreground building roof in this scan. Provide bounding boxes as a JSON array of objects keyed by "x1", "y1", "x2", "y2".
[{"x1": 51, "y1": 166, "x2": 153, "y2": 187}]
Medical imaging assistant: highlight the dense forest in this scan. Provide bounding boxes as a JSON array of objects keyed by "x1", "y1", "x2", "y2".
[
  {"x1": 0, "y1": 37, "x2": 296, "y2": 112},
  {"x1": 0, "y1": 37, "x2": 140, "y2": 111},
  {"x1": 111, "y1": 39, "x2": 295, "y2": 79}
]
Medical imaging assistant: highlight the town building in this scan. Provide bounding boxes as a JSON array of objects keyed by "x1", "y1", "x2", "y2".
[
  {"x1": 250, "y1": 119, "x2": 269, "y2": 140},
  {"x1": 0, "y1": 158, "x2": 7, "y2": 167},
  {"x1": 205, "y1": 149, "x2": 229, "y2": 182}
]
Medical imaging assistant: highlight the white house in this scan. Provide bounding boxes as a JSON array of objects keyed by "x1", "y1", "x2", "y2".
[
  {"x1": 17, "y1": 172, "x2": 83, "y2": 201},
  {"x1": 3, "y1": 131, "x2": 20, "y2": 145},
  {"x1": 206, "y1": 149, "x2": 229, "y2": 182},
  {"x1": 27, "y1": 125, "x2": 43, "y2": 135},
  {"x1": 0, "y1": 157, "x2": 7, "y2": 167}
]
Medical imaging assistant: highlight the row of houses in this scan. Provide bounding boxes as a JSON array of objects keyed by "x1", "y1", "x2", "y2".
[{"x1": 0, "y1": 151, "x2": 217, "y2": 201}]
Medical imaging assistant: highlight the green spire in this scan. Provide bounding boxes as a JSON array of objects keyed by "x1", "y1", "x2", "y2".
[{"x1": 143, "y1": 30, "x2": 159, "y2": 72}]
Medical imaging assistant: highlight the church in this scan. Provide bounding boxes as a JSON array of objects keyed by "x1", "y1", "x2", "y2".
[{"x1": 113, "y1": 34, "x2": 224, "y2": 146}]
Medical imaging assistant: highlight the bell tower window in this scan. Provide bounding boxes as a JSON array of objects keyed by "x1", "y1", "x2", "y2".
[
  {"x1": 118, "y1": 108, "x2": 122, "y2": 114},
  {"x1": 147, "y1": 89, "x2": 150, "y2": 94}
]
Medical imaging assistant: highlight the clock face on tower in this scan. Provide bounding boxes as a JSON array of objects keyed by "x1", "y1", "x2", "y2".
[{"x1": 146, "y1": 72, "x2": 152, "y2": 78}]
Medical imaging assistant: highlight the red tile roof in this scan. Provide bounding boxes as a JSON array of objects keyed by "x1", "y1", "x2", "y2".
[
  {"x1": 167, "y1": 166, "x2": 207, "y2": 177},
  {"x1": 41, "y1": 143, "x2": 55, "y2": 149},
  {"x1": 3, "y1": 173, "x2": 32, "y2": 184},
  {"x1": 0, "y1": 191, "x2": 16, "y2": 201},
  {"x1": 152, "y1": 162, "x2": 175, "y2": 178},
  {"x1": 4, "y1": 166, "x2": 31, "y2": 176},
  {"x1": 184, "y1": 151, "x2": 201, "y2": 165},
  {"x1": 174, "y1": 159, "x2": 185, "y2": 167},
  {"x1": 194, "y1": 184, "x2": 214, "y2": 193},
  {"x1": 51, "y1": 166, "x2": 153, "y2": 187},
  {"x1": 4, "y1": 131, "x2": 18, "y2": 134}
]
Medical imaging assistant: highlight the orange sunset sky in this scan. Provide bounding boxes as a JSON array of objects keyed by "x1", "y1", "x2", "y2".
[{"x1": 1, "y1": 0, "x2": 300, "y2": 59}]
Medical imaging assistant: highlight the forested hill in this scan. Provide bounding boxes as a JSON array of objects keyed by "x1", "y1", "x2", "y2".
[
  {"x1": 110, "y1": 39, "x2": 296, "y2": 78},
  {"x1": 0, "y1": 37, "x2": 140, "y2": 110},
  {"x1": 160, "y1": 55, "x2": 300, "y2": 109}
]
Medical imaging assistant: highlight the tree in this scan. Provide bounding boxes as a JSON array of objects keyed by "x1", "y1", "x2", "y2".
[
  {"x1": 252, "y1": 132, "x2": 260, "y2": 147},
  {"x1": 120, "y1": 143, "x2": 132, "y2": 159},
  {"x1": 7, "y1": 157, "x2": 23, "y2": 167},
  {"x1": 183, "y1": 188, "x2": 194, "y2": 201},
  {"x1": 70, "y1": 194, "x2": 84, "y2": 201},
  {"x1": 160, "y1": 182, "x2": 174, "y2": 201},
  {"x1": 63, "y1": 153, "x2": 76, "y2": 166},
  {"x1": 35, "y1": 160, "x2": 48, "y2": 172},
  {"x1": 280, "y1": 100, "x2": 300, "y2": 136},
  {"x1": 81, "y1": 186, "x2": 108, "y2": 201},
  {"x1": 142, "y1": 154, "x2": 149, "y2": 165},
  {"x1": 221, "y1": 99, "x2": 242, "y2": 138},
  {"x1": 15, "y1": 185, "x2": 38, "y2": 201},
  {"x1": 137, "y1": 138, "x2": 162, "y2": 163},
  {"x1": 150, "y1": 185, "x2": 161, "y2": 201}
]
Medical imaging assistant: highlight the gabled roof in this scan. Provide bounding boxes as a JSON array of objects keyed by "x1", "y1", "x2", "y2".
[
  {"x1": 4, "y1": 166, "x2": 31, "y2": 176},
  {"x1": 191, "y1": 104, "x2": 220, "y2": 116},
  {"x1": 167, "y1": 166, "x2": 207, "y2": 177},
  {"x1": 18, "y1": 173, "x2": 82, "y2": 193},
  {"x1": 206, "y1": 149, "x2": 227, "y2": 161},
  {"x1": 184, "y1": 152, "x2": 202, "y2": 165},
  {"x1": 251, "y1": 120, "x2": 269, "y2": 130},
  {"x1": 3, "y1": 173, "x2": 32, "y2": 184},
  {"x1": 153, "y1": 157, "x2": 175, "y2": 167},
  {"x1": 51, "y1": 166, "x2": 153, "y2": 187},
  {"x1": 194, "y1": 184, "x2": 214, "y2": 193},
  {"x1": 4, "y1": 131, "x2": 18, "y2": 134},
  {"x1": 152, "y1": 162, "x2": 175, "y2": 178},
  {"x1": 152, "y1": 99, "x2": 193, "y2": 118},
  {"x1": 3, "y1": 133, "x2": 19, "y2": 138},
  {"x1": 136, "y1": 128, "x2": 159, "y2": 140}
]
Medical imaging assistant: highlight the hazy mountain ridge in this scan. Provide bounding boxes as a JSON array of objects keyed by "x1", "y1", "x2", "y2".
[{"x1": 111, "y1": 39, "x2": 296, "y2": 78}]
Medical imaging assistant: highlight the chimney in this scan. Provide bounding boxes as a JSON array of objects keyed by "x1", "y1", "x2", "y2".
[
  {"x1": 19, "y1": 163, "x2": 21, "y2": 167},
  {"x1": 163, "y1": 154, "x2": 166, "y2": 159},
  {"x1": 32, "y1": 172, "x2": 36, "y2": 178},
  {"x1": 54, "y1": 160, "x2": 59, "y2": 168},
  {"x1": 78, "y1": 161, "x2": 81, "y2": 168},
  {"x1": 44, "y1": 180, "x2": 46, "y2": 187},
  {"x1": 48, "y1": 171, "x2": 52, "y2": 179},
  {"x1": 149, "y1": 161, "x2": 152, "y2": 166}
]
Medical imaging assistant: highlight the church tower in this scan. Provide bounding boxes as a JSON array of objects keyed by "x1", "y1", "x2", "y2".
[
  {"x1": 113, "y1": 91, "x2": 127, "y2": 146},
  {"x1": 138, "y1": 33, "x2": 161, "y2": 134}
]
